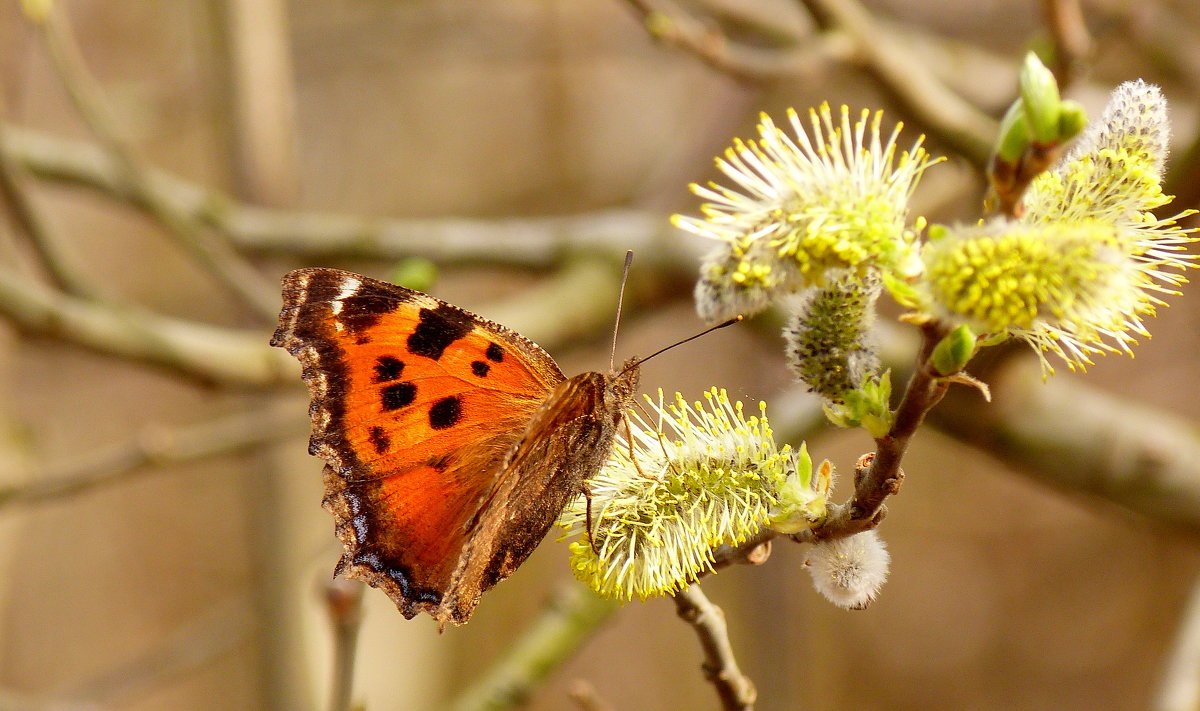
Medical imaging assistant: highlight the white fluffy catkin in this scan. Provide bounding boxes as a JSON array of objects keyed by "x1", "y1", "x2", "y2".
[{"x1": 805, "y1": 530, "x2": 890, "y2": 609}]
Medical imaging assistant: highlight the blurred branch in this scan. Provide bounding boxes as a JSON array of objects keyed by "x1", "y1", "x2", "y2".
[
  {"x1": 1157, "y1": 573, "x2": 1200, "y2": 711},
  {"x1": 322, "y1": 579, "x2": 365, "y2": 711},
  {"x1": 1165, "y1": 127, "x2": 1200, "y2": 215},
  {"x1": 64, "y1": 596, "x2": 254, "y2": 707},
  {"x1": 446, "y1": 584, "x2": 619, "y2": 711},
  {"x1": 618, "y1": 0, "x2": 853, "y2": 81},
  {"x1": 0, "y1": 691, "x2": 95, "y2": 711},
  {"x1": 29, "y1": 5, "x2": 280, "y2": 322},
  {"x1": 753, "y1": 317, "x2": 1200, "y2": 539},
  {"x1": 0, "y1": 254, "x2": 651, "y2": 401},
  {"x1": 0, "y1": 121, "x2": 96, "y2": 298},
  {"x1": 1041, "y1": 0, "x2": 1092, "y2": 89},
  {"x1": 618, "y1": 0, "x2": 997, "y2": 165},
  {"x1": 566, "y1": 680, "x2": 617, "y2": 711},
  {"x1": 0, "y1": 267, "x2": 295, "y2": 388},
  {"x1": 0, "y1": 399, "x2": 305, "y2": 509},
  {"x1": 673, "y1": 584, "x2": 756, "y2": 711},
  {"x1": 2, "y1": 125, "x2": 685, "y2": 269},
  {"x1": 212, "y1": 0, "x2": 300, "y2": 205},
  {"x1": 798, "y1": 0, "x2": 996, "y2": 166},
  {"x1": 930, "y1": 356, "x2": 1200, "y2": 538}
]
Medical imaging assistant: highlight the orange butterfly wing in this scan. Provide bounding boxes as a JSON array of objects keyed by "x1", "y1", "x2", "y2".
[{"x1": 272, "y1": 268, "x2": 569, "y2": 623}]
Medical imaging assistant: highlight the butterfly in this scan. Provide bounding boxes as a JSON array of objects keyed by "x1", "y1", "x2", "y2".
[{"x1": 271, "y1": 268, "x2": 640, "y2": 627}]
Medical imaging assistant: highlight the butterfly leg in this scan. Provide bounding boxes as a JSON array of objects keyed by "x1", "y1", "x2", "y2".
[{"x1": 583, "y1": 481, "x2": 601, "y2": 556}]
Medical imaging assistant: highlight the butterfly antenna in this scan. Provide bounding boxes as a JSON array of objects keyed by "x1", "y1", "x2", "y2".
[
  {"x1": 618, "y1": 315, "x2": 743, "y2": 377},
  {"x1": 610, "y1": 250, "x2": 635, "y2": 372}
]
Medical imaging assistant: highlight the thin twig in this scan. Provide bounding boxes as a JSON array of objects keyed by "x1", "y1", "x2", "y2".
[
  {"x1": 1156, "y1": 573, "x2": 1200, "y2": 711},
  {"x1": 0, "y1": 253, "x2": 658, "y2": 393},
  {"x1": 672, "y1": 584, "x2": 756, "y2": 711},
  {"x1": 796, "y1": 320, "x2": 948, "y2": 540},
  {"x1": 323, "y1": 578, "x2": 365, "y2": 711},
  {"x1": 567, "y1": 679, "x2": 618, "y2": 711},
  {"x1": 446, "y1": 584, "x2": 619, "y2": 711},
  {"x1": 1041, "y1": 0, "x2": 1093, "y2": 89},
  {"x1": 212, "y1": 0, "x2": 300, "y2": 205},
  {"x1": 63, "y1": 596, "x2": 254, "y2": 707},
  {"x1": 0, "y1": 689, "x2": 96, "y2": 711},
  {"x1": 798, "y1": 0, "x2": 996, "y2": 166},
  {"x1": 0, "y1": 399, "x2": 305, "y2": 509},
  {"x1": 929, "y1": 354, "x2": 1200, "y2": 539},
  {"x1": 0, "y1": 119, "x2": 96, "y2": 297},
  {"x1": 3, "y1": 122, "x2": 683, "y2": 269},
  {"x1": 0, "y1": 266, "x2": 295, "y2": 388},
  {"x1": 30, "y1": 5, "x2": 280, "y2": 322},
  {"x1": 618, "y1": 0, "x2": 852, "y2": 82}
]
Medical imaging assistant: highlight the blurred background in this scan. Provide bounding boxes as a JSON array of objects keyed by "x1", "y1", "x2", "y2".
[{"x1": 1, "y1": 1, "x2": 1198, "y2": 710}]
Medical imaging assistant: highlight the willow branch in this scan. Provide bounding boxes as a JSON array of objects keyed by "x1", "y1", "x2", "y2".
[
  {"x1": 618, "y1": 0, "x2": 852, "y2": 82},
  {"x1": 31, "y1": 6, "x2": 279, "y2": 321},
  {"x1": 0, "y1": 689, "x2": 94, "y2": 711},
  {"x1": 673, "y1": 584, "x2": 756, "y2": 711},
  {"x1": 796, "y1": 321, "x2": 948, "y2": 541},
  {"x1": 2, "y1": 124, "x2": 683, "y2": 269},
  {"x1": 799, "y1": 0, "x2": 996, "y2": 166},
  {"x1": 0, "y1": 400, "x2": 305, "y2": 509},
  {"x1": 446, "y1": 584, "x2": 619, "y2": 711},
  {"x1": 1156, "y1": 573, "x2": 1200, "y2": 711},
  {"x1": 0, "y1": 267, "x2": 295, "y2": 388},
  {"x1": 63, "y1": 596, "x2": 253, "y2": 707},
  {"x1": 322, "y1": 579, "x2": 365, "y2": 711},
  {"x1": 0, "y1": 120, "x2": 96, "y2": 298},
  {"x1": 930, "y1": 355, "x2": 1200, "y2": 538},
  {"x1": 566, "y1": 680, "x2": 617, "y2": 711},
  {"x1": 1041, "y1": 0, "x2": 1093, "y2": 88}
]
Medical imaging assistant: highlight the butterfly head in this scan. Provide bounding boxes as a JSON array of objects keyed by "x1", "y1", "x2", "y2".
[{"x1": 609, "y1": 356, "x2": 641, "y2": 408}]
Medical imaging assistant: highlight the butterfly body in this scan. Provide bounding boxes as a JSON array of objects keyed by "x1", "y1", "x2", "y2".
[{"x1": 271, "y1": 268, "x2": 638, "y2": 626}]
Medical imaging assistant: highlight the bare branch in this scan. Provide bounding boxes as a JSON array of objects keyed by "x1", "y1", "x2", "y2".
[
  {"x1": 0, "y1": 267, "x2": 295, "y2": 388},
  {"x1": 63, "y1": 596, "x2": 253, "y2": 707},
  {"x1": 1041, "y1": 0, "x2": 1093, "y2": 89},
  {"x1": 930, "y1": 356, "x2": 1200, "y2": 539},
  {"x1": 0, "y1": 119, "x2": 97, "y2": 298},
  {"x1": 446, "y1": 585, "x2": 619, "y2": 711},
  {"x1": 799, "y1": 0, "x2": 996, "y2": 166},
  {"x1": 1156, "y1": 574, "x2": 1200, "y2": 711},
  {"x1": 567, "y1": 680, "x2": 618, "y2": 711},
  {"x1": 2, "y1": 124, "x2": 683, "y2": 269},
  {"x1": 618, "y1": 0, "x2": 852, "y2": 82},
  {"x1": 322, "y1": 578, "x2": 365, "y2": 711},
  {"x1": 0, "y1": 400, "x2": 305, "y2": 509},
  {"x1": 212, "y1": 0, "x2": 300, "y2": 205},
  {"x1": 0, "y1": 689, "x2": 97, "y2": 711},
  {"x1": 672, "y1": 584, "x2": 756, "y2": 711},
  {"x1": 29, "y1": 5, "x2": 280, "y2": 322}
]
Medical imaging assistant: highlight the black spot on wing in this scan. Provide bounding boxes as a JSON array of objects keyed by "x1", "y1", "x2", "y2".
[
  {"x1": 339, "y1": 294, "x2": 399, "y2": 334},
  {"x1": 471, "y1": 361, "x2": 490, "y2": 377},
  {"x1": 368, "y1": 426, "x2": 391, "y2": 454},
  {"x1": 374, "y1": 356, "x2": 405, "y2": 383},
  {"x1": 428, "y1": 396, "x2": 463, "y2": 430},
  {"x1": 486, "y1": 342, "x2": 504, "y2": 362},
  {"x1": 408, "y1": 305, "x2": 473, "y2": 360},
  {"x1": 381, "y1": 382, "x2": 417, "y2": 411}
]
